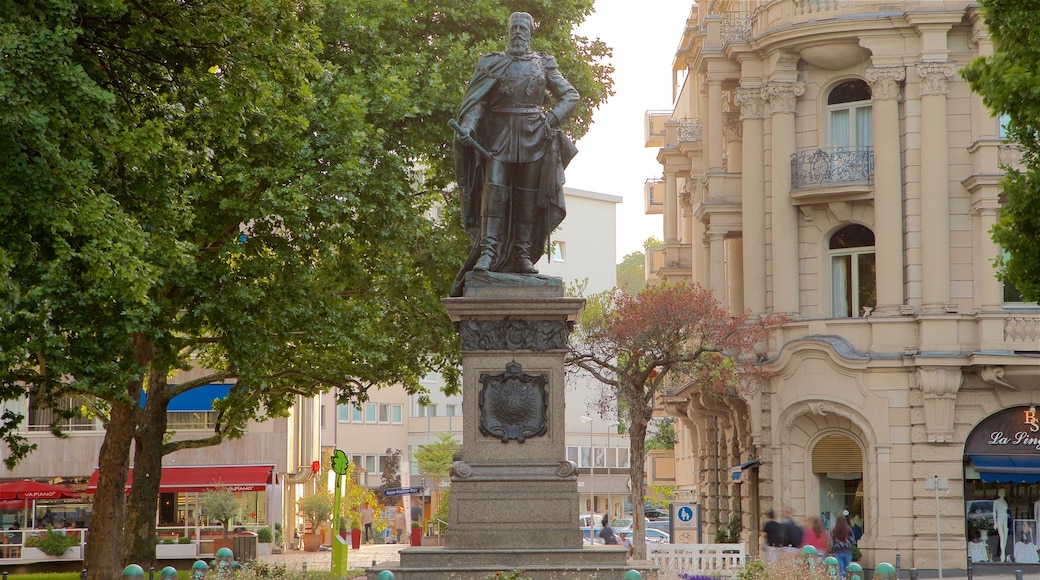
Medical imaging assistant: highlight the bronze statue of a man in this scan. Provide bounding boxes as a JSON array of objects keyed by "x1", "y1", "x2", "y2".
[{"x1": 450, "y1": 11, "x2": 579, "y2": 297}]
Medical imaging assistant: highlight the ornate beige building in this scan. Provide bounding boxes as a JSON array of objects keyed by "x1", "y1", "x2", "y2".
[{"x1": 646, "y1": 1, "x2": 1039, "y2": 570}]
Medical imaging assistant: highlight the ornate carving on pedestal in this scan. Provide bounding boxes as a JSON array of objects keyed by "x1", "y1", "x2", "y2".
[
  {"x1": 478, "y1": 360, "x2": 548, "y2": 443},
  {"x1": 763, "y1": 81, "x2": 805, "y2": 115},
  {"x1": 735, "y1": 87, "x2": 766, "y2": 120},
  {"x1": 451, "y1": 460, "x2": 473, "y2": 479},
  {"x1": 460, "y1": 318, "x2": 569, "y2": 351},
  {"x1": 865, "y1": 66, "x2": 906, "y2": 101},
  {"x1": 915, "y1": 62, "x2": 955, "y2": 96},
  {"x1": 917, "y1": 367, "x2": 963, "y2": 443},
  {"x1": 555, "y1": 461, "x2": 577, "y2": 478}
]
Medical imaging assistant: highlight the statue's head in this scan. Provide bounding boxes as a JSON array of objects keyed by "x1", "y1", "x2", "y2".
[{"x1": 507, "y1": 12, "x2": 534, "y2": 55}]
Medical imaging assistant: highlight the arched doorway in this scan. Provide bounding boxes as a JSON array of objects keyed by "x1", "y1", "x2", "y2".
[{"x1": 813, "y1": 434, "x2": 864, "y2": 538}]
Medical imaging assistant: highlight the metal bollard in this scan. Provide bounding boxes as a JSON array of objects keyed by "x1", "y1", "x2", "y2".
[
  {"x1": 148, "y1": 565, "x2": 154, "y2": 580},
  {"x1": 377, "y1": 572, "x2": 396, "y2": 580},
  {"x1": 910, "y1": 568, "x2": 918, "y2": 580},
  {"x1": 823, "y1": 556, "x2": 840, "y2": 580},
  {"x1": 874, "y1": 562, "x2": 897, "y2": 580},
  {"x1": 623, "y1": 571, "x2": 643, "y2": 580},
  {"x1": 895, "y1": 552, "x2": 901, "y2": 580},
  {"x1": 81, "y1": 569, "x2": 87, "y2": 580},
  {"x1": 1015, "y1": 570, "x2": 1024, "y2": 580},
  {"x1": 4, "y1": 570, "x2": 8, "y2": 580},
  {"x1": 302, "y1": 560, "x2": 307, "y2": 579}
]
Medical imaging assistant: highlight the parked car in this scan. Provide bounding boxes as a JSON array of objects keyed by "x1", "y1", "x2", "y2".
[
  {"x1": 644, "y1": 508, "x2": 669, "y2": 520},
  {"x1": 647, "y1": 520, "x2": 671, "y2": 534},
  {"x1": 614, "y1": 526, "x2": 671, "y2": 544}
]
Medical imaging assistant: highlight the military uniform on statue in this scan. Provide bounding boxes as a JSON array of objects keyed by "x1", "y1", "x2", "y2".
[{"x1": 450, "y1": 11, "x2": 578, "y2": 297}]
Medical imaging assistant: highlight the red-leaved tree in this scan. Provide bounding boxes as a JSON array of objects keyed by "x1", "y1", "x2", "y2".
[{"x1": 567, "y1": 281, "x2": 785, "y2": 558}]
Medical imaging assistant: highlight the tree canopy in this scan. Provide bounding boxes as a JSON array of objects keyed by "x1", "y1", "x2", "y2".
[
  {"x1": 1, "y1": 0, "x2": 612, "y2": 574},
  {"x1": 962, "y1": 0, "x2": 1040, "y2": 302},
  {"x1": 567, "y1": 282, "x2": 783, "y2": 558}
]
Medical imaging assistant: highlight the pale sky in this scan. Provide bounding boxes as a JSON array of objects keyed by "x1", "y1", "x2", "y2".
[{"x1": 565, "y1": 1, "x2": 694, "y2": 263}]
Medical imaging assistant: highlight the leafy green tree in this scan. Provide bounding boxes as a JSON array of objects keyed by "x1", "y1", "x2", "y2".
[
  {"x1": 566, "y1": 282, "x2": 784, "y2": 559},
  {"x1": 1, "y1": 0, "x2": 612, "y2": 575},
  {"x1": 963, "y1": 1, "x2": 1040, "y2": 301},
  {"x1": 645, "y1": 417, "x2": 676, "y2": 450},
  {"x1": 415, "y1": 432, "x2": 461, "y2": 483},
  {"x1": 616, "y1": 237, "x2": 662, "y2": 295}
]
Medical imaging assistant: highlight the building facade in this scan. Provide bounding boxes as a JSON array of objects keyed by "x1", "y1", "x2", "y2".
[{"x1": 646, "y1": 0, "x2": 1036, "y2": 570}]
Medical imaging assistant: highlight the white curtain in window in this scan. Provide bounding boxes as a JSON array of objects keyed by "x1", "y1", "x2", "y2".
[
  {"x1": 830, "y1": 109, "x2": 850, "y2": 148},
  {"x1": 832, "y1": 255, "x2": 850, "y2": 317},
  {"x1": 856, "y1": 106, "x2": 873, "y2": 148}
]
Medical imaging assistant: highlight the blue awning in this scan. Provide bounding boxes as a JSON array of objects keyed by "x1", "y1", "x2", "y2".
[
  {"x1": 140, "y1": 384, "x2": 232, "y2": 411},
  {"x1": 968, "y1": 454, "x2": 1040, "y2": 484}
]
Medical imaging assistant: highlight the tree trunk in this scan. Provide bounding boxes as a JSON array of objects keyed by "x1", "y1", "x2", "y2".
[
  {"x1": 123, "y1": 370, "x2": 171, "y2": 567},
  {"x1": 83, "y1": 401, "x2": 137, "y2": 579},
  {"x1": 627, "y1": 398, "x2": 652, "y2": 560}
]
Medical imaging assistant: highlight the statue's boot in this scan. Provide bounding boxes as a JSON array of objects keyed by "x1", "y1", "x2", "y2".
[
  {"x1": 474, "y1": 184, "x2": 509, "y2": 271},
  {"x1": 512, "y1": 187, "x2": 539, "y2": 274}
]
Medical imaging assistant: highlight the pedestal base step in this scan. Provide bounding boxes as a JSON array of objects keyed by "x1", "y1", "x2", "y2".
[{"x1": 367, "y1": 546, "x2": 658, "y2": 580}]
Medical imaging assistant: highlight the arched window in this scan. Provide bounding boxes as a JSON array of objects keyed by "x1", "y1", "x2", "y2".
[
  {"x1": 829, "y1": 224, "x2": 876, "y2": 317},
  {"x1": 828, "y1": 80, "x2": 872, "y2": 150}
]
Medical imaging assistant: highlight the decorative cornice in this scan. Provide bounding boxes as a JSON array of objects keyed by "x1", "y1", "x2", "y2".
[
  {"x1": 735, "y1": 87, "x2": 766, "y2": 120},
  {"x1": 763, "y1": 81, "x2": 805, "y2": 115},
  {"x1": 915, "y1": 62, "x2": 956, "y2": 97},
  {"x1": 865, "y1": 67, "x2": 906, "y2": 101}
]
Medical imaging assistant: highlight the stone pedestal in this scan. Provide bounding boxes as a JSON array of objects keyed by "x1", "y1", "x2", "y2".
[{"x1": 371, "y1": 274, "x2": 656, "y2": 579}]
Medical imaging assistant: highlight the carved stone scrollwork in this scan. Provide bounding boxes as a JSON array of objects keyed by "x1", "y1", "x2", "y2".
[
  {"x1": 763, "y1": 81, "x2": 805, "y2": 115},
  {"x1": 479, "y1": 360, "x2": 548, "y2": 443},
  {"x1": 917, "y1": 367, "x2": 963, "y2": 443},
  {"x1": 865, "y1": 66, "x2": 906, "y2": 101},
  {"x1": 460, "y1": 318, "x2": 569, "y2": 351},
  {"x1": 451, "y1": 460, "x2": 473, "y2": 479},
  {"x1": 556, "y1": 461, "x2": 577, "y2": 478},
  {"x1": 915, "y1": 62, "x2": 956, "y2": 97},
  {"x1": 723, "y1": 111, "x2": 743, "y2": 142},
  {"x1": 735, "y1": 87, "x2": 766, "y2": 120}
]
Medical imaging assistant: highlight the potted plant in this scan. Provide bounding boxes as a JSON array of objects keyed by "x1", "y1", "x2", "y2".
[
  {"x1": 411, "y1": 521, "x2": 422, "y2": 547},
  {"x1": 298, "y1": 490, "x2": 334, "y2": 552},
  {"x1": 200, "y1": 488, "x2": 240, "y2": 553},
  {"x1": 257, "y1": 526, "x2": 273, "y2": 555}
]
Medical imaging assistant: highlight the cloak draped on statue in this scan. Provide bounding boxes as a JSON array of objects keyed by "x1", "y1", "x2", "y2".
[{"x1": 449, "y1": 51, "x2": 577, "y2": 297}]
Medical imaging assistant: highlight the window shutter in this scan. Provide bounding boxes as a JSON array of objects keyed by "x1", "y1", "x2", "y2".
[{"x1": 812, "y1": 435, "x2": 863, "y2": 473}]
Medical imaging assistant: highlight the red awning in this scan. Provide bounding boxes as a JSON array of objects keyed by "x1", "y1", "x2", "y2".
[{"x1": 86, "y1": 465, "x2": 274, "y2": 494}]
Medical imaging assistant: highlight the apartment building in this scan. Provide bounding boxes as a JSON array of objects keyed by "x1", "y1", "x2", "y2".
[{"x1": 646, "y1": 0, "x2": 1037, "y2": 570}]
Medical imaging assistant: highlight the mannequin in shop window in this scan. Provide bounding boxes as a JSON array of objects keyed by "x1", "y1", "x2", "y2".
[
  {"x1": 995, "y1": 489, "x2": 1009, "y2": 562},
  {"x1": 1015, "y1": 526, "x2": 1040, "y2": 563}
]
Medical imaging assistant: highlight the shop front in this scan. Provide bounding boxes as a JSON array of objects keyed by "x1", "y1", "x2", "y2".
[{"x1": 965, "y1": 405, "x2": 1040, "y2": 565}]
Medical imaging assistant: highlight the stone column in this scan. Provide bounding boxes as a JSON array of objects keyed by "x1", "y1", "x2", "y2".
[
  {"x1": 727, "y1": 237, "x2": 745, "y2": 313},
  {"x1": 975, "y1": 203, "x2": 1003, "y2": 310},
  {"x1": 764, "y1": 81, "x2": 805, "y2": 315},
  {"x1": 707, "y1": 79, "x2": 725, "y2": 172},
  {"x1": 736, "y1": 87, "x2": 767, "y2": 315},
  {"x1": 865, "y1": 67, "x2": 906, "y2": 316},
  {"x1": 916, "y1": 62, "x2": 956, "y2": 313},
  {"x1": 724, "y1": 111, "x2": 743, "y2": 172},
  {"x1": 709, "y1": 230, "x2": 727, "y2": 307},
  {"x1": 664, "y1": 170, "x2": 679, "y2": 243}
]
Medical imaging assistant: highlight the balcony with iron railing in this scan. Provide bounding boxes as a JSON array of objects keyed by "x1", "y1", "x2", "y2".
[
  {"x1": 645, "y1": 111, "x2": 673, "y2": 148},
  {"x1": 645, "y1": 178, "x2": 664, "y2": 215},
  {"x1": 791, "y1": 147, "x2": 874, "y2": 192}
]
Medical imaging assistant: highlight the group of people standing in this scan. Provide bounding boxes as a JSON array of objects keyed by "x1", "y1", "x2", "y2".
[{"x1": 761, "y1": 508, "x2": 857, "y2": 578}]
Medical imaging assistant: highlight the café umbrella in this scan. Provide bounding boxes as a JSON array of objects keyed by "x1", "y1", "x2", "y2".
[{"x1": 0, "y1": 480, "x2": 79, "y2": 528}]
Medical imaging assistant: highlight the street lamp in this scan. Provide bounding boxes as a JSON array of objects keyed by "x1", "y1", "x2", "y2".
[
  {"x1": 607, "y1": 422, "x2": 618, "y2": 520},
  {"x1": 578, "y1": 415, "x2": 594, "y2": 515}
]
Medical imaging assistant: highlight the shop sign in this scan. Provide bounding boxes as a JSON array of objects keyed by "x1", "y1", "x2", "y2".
[{"x1": 966, "y1": 405, "x2": 1040, "y2": 455}]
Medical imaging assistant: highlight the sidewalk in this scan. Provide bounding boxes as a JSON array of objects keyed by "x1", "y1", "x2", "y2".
[{"x1": 256, "y1": 542, "x2": 405, "y2": 572}]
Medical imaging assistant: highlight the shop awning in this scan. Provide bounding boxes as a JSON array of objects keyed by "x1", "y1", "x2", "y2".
[
  {"x1": 86, "y1": 465, "x2": 274, "y2": 493},
  {"x1": 968, "y1": 454, "x2": 1040, "y2": 483}
]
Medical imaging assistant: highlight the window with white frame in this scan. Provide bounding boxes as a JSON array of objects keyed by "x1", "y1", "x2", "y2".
[
  {"x1": 337, "y1": 404, "x2": 351, "y2": 423},
  {"x1": 551, "y1": 241, "x2": 565, "y2": 262},
  {"x1": 27, "y1": 396, "x2": 101, "y2": 432},
  {"x1": 829, "y1": 224, "x2": 877, "y2": 318},
  {"x1": 392, "y1": 403, "x2": 403, "y2": 424},
  {"x1": 379, "y1": 403, "x2": 390, "y2": 424},
  {"x1": 828, "y1": 80, "x2": 872, "y2": 150},
  {"x1": 365, "y1": 402, "x2": 377, "y2": 423},
  {"x1": 446, "y1": 404, "x2": 457, "y2": 417}
]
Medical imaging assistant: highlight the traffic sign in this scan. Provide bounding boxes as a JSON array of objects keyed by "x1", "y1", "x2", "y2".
[
  {"x1": 384, "y1": 486, "x2": 422, "y2": 497},
  {"x1": 677, "y1": 505, "x2": 694, "y2": 523}
]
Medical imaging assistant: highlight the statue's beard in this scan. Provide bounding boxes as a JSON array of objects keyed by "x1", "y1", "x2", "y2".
[{"x1": 507, "y1": 37, "x2": 529, "y2": 55}]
